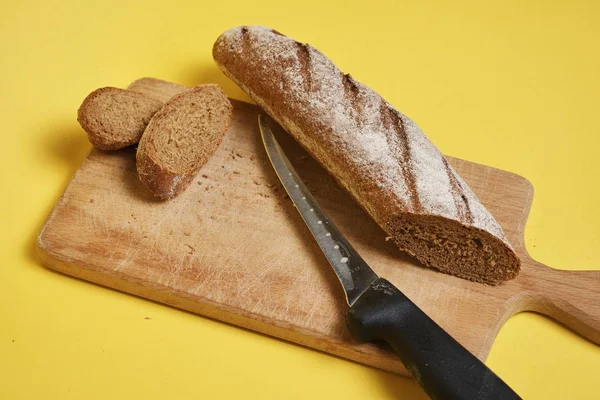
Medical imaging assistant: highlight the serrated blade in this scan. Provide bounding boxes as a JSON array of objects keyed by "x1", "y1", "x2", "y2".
[{"x1": 258, "y1": 114, "x2": 378, "y2": 306}]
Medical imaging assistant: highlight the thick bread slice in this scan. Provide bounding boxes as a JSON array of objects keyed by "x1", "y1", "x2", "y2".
[
  {"x1": 77, "y1": 87, "x2": 164, "y2": 150},
  {"x1": 212, "y1": 26, "x2": 520, "y2": 284},
  {"x1": 136, "y1": 84, "x2": 233, "y2": 199}
]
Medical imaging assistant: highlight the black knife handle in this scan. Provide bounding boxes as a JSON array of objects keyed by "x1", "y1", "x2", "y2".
[{"x1": 346, "y1": 278, "x2": 521, "y2": 400}]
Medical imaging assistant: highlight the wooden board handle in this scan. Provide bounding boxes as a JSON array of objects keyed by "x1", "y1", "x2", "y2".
[{"x1": 521, "y1": 260, "x2": 600, "y2": 344}]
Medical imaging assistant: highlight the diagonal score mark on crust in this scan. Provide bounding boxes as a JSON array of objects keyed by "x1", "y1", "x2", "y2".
[
  {"x1": 241, "y1": 26, "x2": 251, "y2": 53},
  {"x1": 295, "y1": 41, "x2": 312, "y2": 93},
  {"x1": 442, "y1": 157, "x2": 474, "y2": 224},
  {"x1": 379, "y1": 100, "x2": 423, "y2": 213},
  {"x1": 341, "y1": 73, "x2": 363, "y2": 129}
]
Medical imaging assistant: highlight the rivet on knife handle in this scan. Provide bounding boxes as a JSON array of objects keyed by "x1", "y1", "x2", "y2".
[{"x1": 258, "y1": 115, "x2": 521, "y2": 400}]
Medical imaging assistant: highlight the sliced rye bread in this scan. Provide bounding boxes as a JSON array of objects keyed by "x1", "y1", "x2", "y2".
[
  {"x1": 136, "y1": 84, "x2": 233, "y2": 199},
  {"x1": 77, "y1": 87, "x2": 164, "y2": 150}
]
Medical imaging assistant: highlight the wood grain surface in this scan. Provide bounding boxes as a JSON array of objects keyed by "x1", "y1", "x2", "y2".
[{"x1": 37, "y1": 78, "x2": 600, "y2": 375}]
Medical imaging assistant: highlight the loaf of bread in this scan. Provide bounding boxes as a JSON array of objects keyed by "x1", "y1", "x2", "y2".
[
  {"x1": 77, "y1": 87, "x2": 164, "y2": 150},
  {"x1": 136, "y1": 84, "x2": 233, "y2": 199},
  {"x1": 213, "y1": 26, "x2": 520, "y2": 284}
]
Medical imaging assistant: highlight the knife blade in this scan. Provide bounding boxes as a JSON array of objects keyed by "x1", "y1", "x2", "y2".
[{"x1": 258, "y1": 114, "x2": 521, "y2": 400}]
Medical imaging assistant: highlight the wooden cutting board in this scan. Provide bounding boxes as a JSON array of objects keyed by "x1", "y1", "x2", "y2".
[{"x1": 37, "y1": 78, "x2": 600, "y2": 375}]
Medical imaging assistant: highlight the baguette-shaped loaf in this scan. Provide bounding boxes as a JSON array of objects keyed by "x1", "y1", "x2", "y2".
[{"x1": 213, "y1": 26, "x2": 520, "y2": 284}]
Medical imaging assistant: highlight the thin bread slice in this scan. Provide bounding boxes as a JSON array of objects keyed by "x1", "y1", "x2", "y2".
[
  {"x1": 136, "y1": 84, "x2": 233, "y2": 199},
  {"x1": 77, "y1": 87, "x2": 164, "y2": 150}
]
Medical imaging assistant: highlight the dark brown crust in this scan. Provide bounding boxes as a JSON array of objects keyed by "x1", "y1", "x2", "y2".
[
  {"x1": 77, "y1": 87, "x2": 163, "y2": 150},
  {"x1": 136, "y1": 84, "x2": 233, "y2": 199}
]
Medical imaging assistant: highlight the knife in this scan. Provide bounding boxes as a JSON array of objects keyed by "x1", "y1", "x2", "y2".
[{"x1": 258, "y1": 114, "x2": 521, "y2": 400}]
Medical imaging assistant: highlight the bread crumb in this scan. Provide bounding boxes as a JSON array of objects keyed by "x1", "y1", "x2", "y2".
[
  {"x1": 201, "y1": 174, "x2": 208, "y2": 178},
  {"x1": 184, "y1": 244, "x2": 195, "y2": 254},
  {"x1": 197, "y1": 181, "x2": 202, "y2": 185}
]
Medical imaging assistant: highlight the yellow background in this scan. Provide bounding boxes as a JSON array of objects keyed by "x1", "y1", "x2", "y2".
[{"x1": 1, "y1": 0, "x2": 599, "y2": 398}]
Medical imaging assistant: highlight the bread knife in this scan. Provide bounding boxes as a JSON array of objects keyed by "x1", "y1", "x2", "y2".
[{"x1": 258, "y1": 114, "x2": 521, "y2": 400}]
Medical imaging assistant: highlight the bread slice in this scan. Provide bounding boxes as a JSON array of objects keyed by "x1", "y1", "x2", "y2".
[
  {"x1": 136, "y1": 84, "x2": 233, "y2": 199},
  {"x1": 77, "y1": 87, "x2": 164, "y2": 150},
  {"x1": 213, "y1": 26, "x2": 520, "y2": 284}
]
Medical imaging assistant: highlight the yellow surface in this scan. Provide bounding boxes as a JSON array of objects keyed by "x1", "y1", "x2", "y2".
[{"x1": 1, "y1": 0, "x2": 599, "y2": 398}]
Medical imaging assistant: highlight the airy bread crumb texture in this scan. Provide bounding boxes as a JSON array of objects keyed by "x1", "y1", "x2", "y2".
[
  {"x1": 77, "y1": 87, "x2": 163, "y2": 150},
  {"x1": 136, "y1": 84, "x2": 233, "y2": 199}
]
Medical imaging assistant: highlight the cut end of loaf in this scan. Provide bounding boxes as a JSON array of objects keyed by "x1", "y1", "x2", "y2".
[
  {"x1": 77, "y1": 87, "x2": 163, "y2": 150},
  {"x1": 136, "y1": 84, "x2": 233, "y2": 199},
  {"x1": 386, "y1": 214, "x2": 520, "y2": 285}
]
